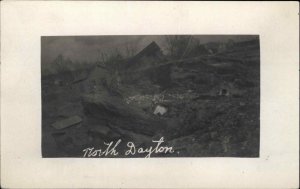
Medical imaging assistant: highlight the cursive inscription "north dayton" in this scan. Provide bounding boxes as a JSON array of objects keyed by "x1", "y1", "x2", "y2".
[{"x1": 82, "y1": 137, "x2": 174, "y2": 158}]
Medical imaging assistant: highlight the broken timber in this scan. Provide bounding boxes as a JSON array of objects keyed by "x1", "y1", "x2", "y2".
[{"x1": 52, "y1": 115, "x2": 82, "y2": 130}]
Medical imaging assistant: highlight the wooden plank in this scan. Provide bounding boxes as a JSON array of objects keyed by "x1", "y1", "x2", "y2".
[{"x1": 52, "y1": 115, "x2": 82, "y2": 130}]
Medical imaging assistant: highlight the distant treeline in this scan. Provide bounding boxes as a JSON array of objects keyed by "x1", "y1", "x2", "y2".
[{"x1": 42, "y1": 37, "x2": 259, "y2": 77}]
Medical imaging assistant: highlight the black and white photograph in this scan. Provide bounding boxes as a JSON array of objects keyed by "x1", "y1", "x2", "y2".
[
  {"x1": 1, "y1": 1, "x2": 299, "y2": 188},
  {"x1": 41, "y1": 35, "x2": 260, "y2": 158}
]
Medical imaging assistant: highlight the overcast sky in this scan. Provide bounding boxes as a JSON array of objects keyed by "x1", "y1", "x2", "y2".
[{"x1": 41, "y1": 35, "x2": 257, "y2": 65}]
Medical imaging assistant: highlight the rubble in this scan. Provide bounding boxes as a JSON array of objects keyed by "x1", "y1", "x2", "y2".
[{"x1": 82, "y1": 92, "x2": 168, "y2": 136}]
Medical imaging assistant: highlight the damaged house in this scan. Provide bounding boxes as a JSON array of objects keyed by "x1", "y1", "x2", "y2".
[{"x1": 126, "y1": 41, "x2": 165, "y2": 70}]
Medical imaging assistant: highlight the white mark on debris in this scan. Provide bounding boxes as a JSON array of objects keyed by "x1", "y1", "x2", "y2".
[{"x1": 153, "y1": 105, "x2": 167, "y2": 115}]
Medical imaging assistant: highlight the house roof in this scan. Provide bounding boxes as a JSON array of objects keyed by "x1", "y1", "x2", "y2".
[
  {"x1": 135, "y1": 41, "x2": 162, "y2": 57},
  {"x1": 72, "y1": 71, "x2": 89, "y2": 84},
  {"x1": 125, "y1": 41, "x2": 164, "y2": 69}
]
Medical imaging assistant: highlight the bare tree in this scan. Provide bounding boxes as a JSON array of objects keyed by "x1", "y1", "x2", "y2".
[
  {"x1": 164, "y1": 35, "x2": 192, "y2": 59},
  {"x1": 53, "y1": 54, "x2": 68, "y2": 73},
  {"x1": 97, "y1": 50, "x2": 108, "y2": 67},
  {"x1": 124, "y1": 41, "x2": 138, "y2": 58}
]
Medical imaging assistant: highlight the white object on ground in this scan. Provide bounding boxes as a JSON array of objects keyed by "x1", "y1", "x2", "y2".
[{"x1": 154, "y1": 105, "x2": 167, "y2": 116}]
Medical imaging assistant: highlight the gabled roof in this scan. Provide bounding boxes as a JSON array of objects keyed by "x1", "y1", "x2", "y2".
[
  {"x1": 125, "y1": 41, "x2": 164, "y2": 69},
  {"x1": 135, "y1": 41, "x2": 162, "y2": 57},
  {"x1": 72, "y1": 70, "x2": 89, "y2": 84}
]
